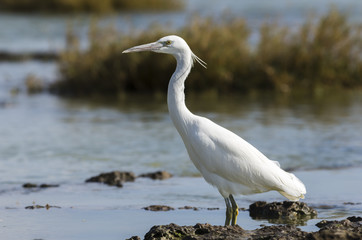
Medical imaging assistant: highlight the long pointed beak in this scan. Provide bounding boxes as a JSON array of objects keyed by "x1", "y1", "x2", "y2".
[{"x1": 122, "y1": 41, "x2": 163, "y2": 53}]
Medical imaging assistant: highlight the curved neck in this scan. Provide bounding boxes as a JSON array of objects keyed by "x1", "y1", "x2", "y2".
[{"x1": 167, "y1": 52, "x2": 193, "y2": 134}]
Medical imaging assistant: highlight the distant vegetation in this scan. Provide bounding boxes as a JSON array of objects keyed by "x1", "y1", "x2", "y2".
[
  {"x1": 0, "y1": 0, "x2": 183, "y2": 13},
  {"x1": 51, "y1": 9, "x2": 362, "y2": 97}
]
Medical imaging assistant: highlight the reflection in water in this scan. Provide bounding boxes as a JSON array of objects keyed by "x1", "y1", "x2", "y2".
[
  {"x1": 0, "y1": 62, "x2": 361, "y2": 184},
  {"x1": 32, "y1": 90, "x2": 362, "y2": 177}
]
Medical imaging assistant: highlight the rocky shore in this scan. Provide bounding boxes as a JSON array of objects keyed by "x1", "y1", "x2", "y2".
[
  {"x1": 127, "y1": 216, "x2": 362, "y2": 240},
  {"x1": 128, "y1": 200, "x2": 361, "y2": 239},
  {"x1": 20, "y1": 171, "x2": 362, "y2": 239}
]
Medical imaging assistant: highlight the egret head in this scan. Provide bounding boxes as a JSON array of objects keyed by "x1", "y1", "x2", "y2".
[
  {"x1": 123, "y1": 35, "x2": 187, "y2": 54},
  {"x1": 123, "y1": 35, "x2": 206, "y2": 68}
]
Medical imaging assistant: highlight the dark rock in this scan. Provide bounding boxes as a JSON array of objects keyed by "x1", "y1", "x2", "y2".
[
  {"x1": 347, "y1": 216, "x2": 362, "y2": 222},
  {"x1": 126, "y1": 236, "x2": 141, "y2": 240},
  {"x1": 25, "y1": 204, "x2": 61, "y2": 210},
  {"x1": 25, "y1": 205, "x2": 44, "y2": 209},
  {"x1": 139, "y1": 171, "x2": 172, "y2": 180},
  {"x1": 23, "y1": 183, "x2": 59, "y2": 188},
  {"x1": 252, "y1": 224, "x2": 308, "y2": 240},
  {"x1": 23, "y1": 183, "x2": 38, "y2": 188},
  {"x1": 85, "y1": 171, "x2": 136, "y2": 187},
  {"x1": 177, "y1": 206, "x2": 221, "y2": 211},
  {"x1": 143, "y1": 205, "x2": 175, "y2": 211},
  {"x1": 144, "y1": 223, "x2": 246, "y2": 240},
  {"x1": 138, "y1": 217, "x2": 361, "y2": 240},
  {"x1": 249, "y1": 201, "x2": 317, "y2": 224},
  {"x1": 179, "y1": 206, "x2": 199, "y2": 211},
  {"x1": 343, "y1": 202, "x2": 361, "y2": 205},
  {"x1": 207, "y1": 207, "x2": 220, "y2": 211},
  {"x1": 39, "y1": 184, "x2": 59, "y2": 188},
  {"x1": 310, "y1": 216, "x2": 362, "y2": 240}
]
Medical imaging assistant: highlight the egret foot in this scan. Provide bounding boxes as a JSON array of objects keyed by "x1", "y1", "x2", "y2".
[
  {"x1": 229, "y1": 194, "x2": 239, "y2": 226},
  {"x1": 224, "y1": 197, "x2": 232, "y2": 226}
]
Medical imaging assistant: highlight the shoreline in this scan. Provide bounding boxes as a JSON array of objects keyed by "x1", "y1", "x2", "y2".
[
  {"x1": 129, "y1": 217, "x2": 362, "y2": 240},
  {"x1": 0, "y1": 50, "x2": 59, "y2": 62},
  {"x1": 0, "y1": 168, "x2": 361, "y2": 239},
  {"x1": 1, "y1": 168, "x2": 361, "y2": 238}
]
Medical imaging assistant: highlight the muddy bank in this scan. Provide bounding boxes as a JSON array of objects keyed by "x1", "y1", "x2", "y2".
[{"x1": 128, "y1": 216, "x2": 361, "y2": 240}]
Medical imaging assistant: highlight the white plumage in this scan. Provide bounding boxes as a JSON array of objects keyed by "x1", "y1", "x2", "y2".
[{"x1": 123, "y1": 35, "x2": 306, "y2": 226}]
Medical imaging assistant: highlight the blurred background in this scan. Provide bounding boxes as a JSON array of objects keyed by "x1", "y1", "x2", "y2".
[{"x1": 0, "y1": 0, "x2": 361, "y2": 239}]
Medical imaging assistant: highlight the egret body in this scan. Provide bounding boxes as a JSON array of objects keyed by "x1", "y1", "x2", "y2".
[{"x1": 123, "y1": 35, "x2": 306, "y2": 226}]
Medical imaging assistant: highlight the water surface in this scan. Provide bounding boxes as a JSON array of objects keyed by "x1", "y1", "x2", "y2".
[
  {"x1": 0, "y1": 1, "x2": 361, "y2": 239},
  {"x1": 0, "y1": 63, "x2": 361, "y2": 239}
]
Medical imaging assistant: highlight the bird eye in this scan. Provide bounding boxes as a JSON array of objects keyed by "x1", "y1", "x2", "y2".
[{"x1": 165, "y1": 40, "x2": 172, "y2": 45}]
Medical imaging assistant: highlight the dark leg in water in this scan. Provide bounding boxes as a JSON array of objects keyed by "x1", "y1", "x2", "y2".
[
  {"x1": 224, "y1": 197, "x2": 232, "y2": 226},
  {"x1": 229, "y1": 194, "x2": 239, "y2": 226}
]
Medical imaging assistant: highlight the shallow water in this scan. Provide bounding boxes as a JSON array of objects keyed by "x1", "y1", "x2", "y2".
[
  {"x1": 1, "y1": 169, "x2": 361, "y2": 239},
  {"x1": 0, "y1": 1, "x2": 362, "y2": 239},
  {"x1": 0, "y1": 62, "x2": 361, "y2": 239}
]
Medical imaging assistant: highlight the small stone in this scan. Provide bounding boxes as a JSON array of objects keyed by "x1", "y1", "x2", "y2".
[
  {"x1": 23, "y1": 183, "x2": 59, "y2": 189},
  {"x1": 39, "y1": 184, "x2": 59, "y2": 188},
  {"x1": 206, "y1": 207, "x2": 219, "y2": 211},
  {"x1": 143, "y1": 205, "x2": 175, "y2": 211},
  {"x1": 139, "y1": 171, "x2": 172, "y2": 180},
  {"x1": 126, "y1": 236, "x2": 141, "y2": 240},
  {"x1": 179, "y1": 206, "x2": 199, "y2": 210},
  {"x1": 25, "y1": 205, "x2": 43, "y2": 209},
  {"x1": 25, "y1": 204, "x2": 60, "y2": 210},
  {"x1": 85, "y1": 171, "x2": 136, "y2": 187},
  {"x1": 343, "y1": 202, "x2": 361, "y2": 205},
  {"x1": 23, "y1": 183, "x2": 38, "y2": 188}
]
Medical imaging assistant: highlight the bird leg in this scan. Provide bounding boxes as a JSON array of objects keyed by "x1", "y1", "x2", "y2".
[
  {"x1": 224, "y1": 197, "x2": 232, "y2": 226},
  {"x1": 229, "y1": 194, "x2": 239, "y2": 226}
]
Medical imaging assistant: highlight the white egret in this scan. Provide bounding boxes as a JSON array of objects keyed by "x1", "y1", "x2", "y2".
[{"x1": 123, "y1": 35, "x2": 306, "y2": 226}]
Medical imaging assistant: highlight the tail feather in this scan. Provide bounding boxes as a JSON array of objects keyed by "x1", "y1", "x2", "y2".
[
  {"x1": 279, "y1": 190, "x2": 305, "y2": 201},
  {"x1": 278, "y1": 172, "x2": 306, "y2": 201}
]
